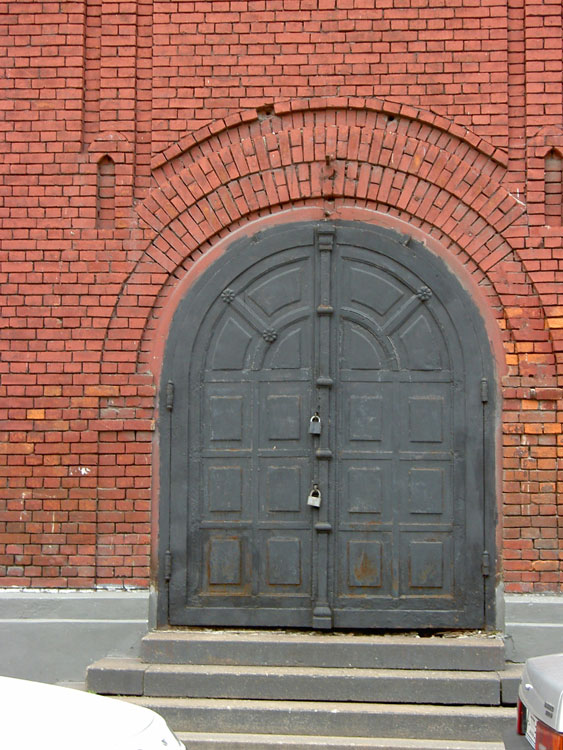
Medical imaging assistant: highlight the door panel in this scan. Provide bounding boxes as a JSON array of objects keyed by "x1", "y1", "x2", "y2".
[
  {"x1": 163, "y1": 222, "x2": 492, "y2": 629},
  {"x1": 171, "y1": 243, "x2": 316, "y2": 626},
  {"x1": 332, "y1": 239, "x2": 463, "y2": 626}
]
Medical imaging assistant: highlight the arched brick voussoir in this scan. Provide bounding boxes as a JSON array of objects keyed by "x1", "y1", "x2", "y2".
[
  {"x1": 150, "y1": 98, "x2": 509, "y2": 180},
  {"x1": 114, "y1": 105, "x2": 535, "y2": 378},
  {"x1": 143, "y1": 129, "x2": 515, "y2": 234},
  {"x1": 141, "y1": 102, "x2": 516, "y2": 238},
  {"x1": 138, "y1": 124, "x2": 525, "y2": 278}
]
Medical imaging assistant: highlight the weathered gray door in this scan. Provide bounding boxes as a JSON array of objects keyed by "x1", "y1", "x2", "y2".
[{"x1": 162, "y1": 222, "x2": 492, "y2": 629}]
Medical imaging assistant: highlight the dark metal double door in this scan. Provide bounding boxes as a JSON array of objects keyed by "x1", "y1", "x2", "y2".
[{"x1": 164, "y1": 222, "x2": 490, "y2": 629}]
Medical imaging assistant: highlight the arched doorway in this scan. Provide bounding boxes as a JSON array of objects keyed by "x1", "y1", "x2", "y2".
[{"x1": 160, "y1": 221, "x2": 495, "y2": 629}]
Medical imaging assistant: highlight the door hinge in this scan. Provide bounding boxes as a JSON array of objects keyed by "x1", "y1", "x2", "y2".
[
  {"x1": 166, "y1": 380, "x2": 174, "y2": 411},
  {"x1": 480, "y1": 378, "x2": 489, "y2": 403},
  {"x1": 164, "y1": 550, "x2": 172, "y2": 581},
  {"x1": 481, "y1": 550, "x2": 490, "y2": 577}
]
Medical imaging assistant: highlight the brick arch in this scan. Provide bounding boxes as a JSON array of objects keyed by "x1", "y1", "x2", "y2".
[
  {"x1": 95, "y1": 103, "x2": 559, "y2": 594},
  {"x1": 149, "y1": 97, "x2": 509, "y2": 179},
  {"x1": 140, "y1": 98, "x2": 517, "y2": 245},
  {"x1": 103, "y1": 100, "x2": 555, "y2": 384}
]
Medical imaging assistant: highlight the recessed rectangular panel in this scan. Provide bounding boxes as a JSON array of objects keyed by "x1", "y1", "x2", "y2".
[
  {"x1": 348, "y1": 466, "x2": 383, "y2": 514},
  {"x1": 398, "y1": 532, "x2": 454, "y2": 600},
  {"x1": 408, "y1": 396, "x2": 443, "y2": 443},
  {"x1": 266, "y1": 465, "x2": 301, "y2": 512},
  {"x1": 266, "y1": 394, "x2": 301, "y2": 440},
  {"x1": 348, "y1": 541, "x2": 382, "y2": 588},
  {"x1": 409, "y1": 540, "x2": 444, "y2": 589},
  {"x1": 408, "y1": 466, "x2": 444, "y2": 515},
  {"x1": 210, "y1": 395, "x2": 244, "y2": 441},
  {"x1": 349, "y1": 395, "x2": 382, "y2": 441},
  {"x1": 258, "y1": 457, "x2": 309, "y2": 521},
  {"x1": 208, "y1": 537, "x2": 241, "y2": 585},
  {"x1": 335, "y1": 531, "x2": 393, "y2": 601},
  {"x1": 258, "y1": 529, "x2": 312, "y2": 596},
  {"x1": 207, "y1": 465, "x2": 243, "y2": 513},
  {"x1": 340, "y1": 460, "x2": 391, "y2": 523},
  {"x1": 204, "y1": 383, "x2": 251, "y2": 450},
  {"x1": 259, "y1": 382, "x2": 309, "y2": 449},
  {"x1": 340, "y1": 382, "x2": 393, "y2": 454},
  {"x1": 267, "y1": 537, "x2": 301, "y2": 585}
]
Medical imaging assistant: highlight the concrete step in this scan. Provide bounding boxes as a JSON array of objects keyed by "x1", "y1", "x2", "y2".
[
  {"x1": 89, "y1": 658, "x2": 506, "y2": 705},
  {"x1": 500, "y1": 664, "x2": 524, "y2": 705},
  {"x1": 124, "y1": 696, "x2": 515, "y2": 742},
  {"x1": 88, "y1": 657, "x2": 146, "y2": 696},
  {"x1": 176, "y1": 732, "x2": 505, "y2": 749},
  {"x1": 141, "y1": 630, "x2": 505, "y2": 671}
]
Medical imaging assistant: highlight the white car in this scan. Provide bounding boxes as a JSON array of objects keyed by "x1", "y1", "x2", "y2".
[
  {"x1": 1, "y1": 676, "x2": 184, "y2": 750},
  {"x1": 504, "y1": 652, "x2": 563, "y2": 750}
]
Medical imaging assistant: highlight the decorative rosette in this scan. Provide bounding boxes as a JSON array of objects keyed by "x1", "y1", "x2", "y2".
[
  {"x1": 416, "y1": 286, "x2": 432, "y2": 302},
  {"x1": 221, "y1": 288, "x2": 236, "y2": 303}
]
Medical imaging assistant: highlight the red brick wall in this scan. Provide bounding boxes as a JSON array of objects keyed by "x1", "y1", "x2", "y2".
[{"x1": 0, "y1": 1, "x2": 561, "y2": 594}]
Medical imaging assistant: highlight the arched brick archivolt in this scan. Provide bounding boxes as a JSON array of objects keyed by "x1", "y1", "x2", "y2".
[
  {"x1": 105, "y1": 99, "x2": 552, "y2": 382},
  {"x1": 96, "y1": 101, "x2": 559, "y2": 593}
]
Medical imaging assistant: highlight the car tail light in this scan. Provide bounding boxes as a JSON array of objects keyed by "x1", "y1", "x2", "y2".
[
  {"x1": 537, "y1": 720, "x2": 563, "y2": 750},
  {"x1": 518, "y1": 699, "x2": 525, "y2": 735}
]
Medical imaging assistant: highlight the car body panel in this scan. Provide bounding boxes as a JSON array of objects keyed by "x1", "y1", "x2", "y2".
[
  {"x1": 519, "y1": 653, "x2": 563, "y2": 734},
  {"x1": 0, "y1": 676, "x2": 183, "y2": 750}
]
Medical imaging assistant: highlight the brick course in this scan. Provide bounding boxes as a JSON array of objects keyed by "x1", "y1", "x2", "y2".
[{"x1": 0, "y1": 1, "x2": 561, "y2": 595}]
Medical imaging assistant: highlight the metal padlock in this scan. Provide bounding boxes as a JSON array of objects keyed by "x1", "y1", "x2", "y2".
[
  {"x1": 308, "y1": 414, "x2": 321, "y2": 435},
  {"x1": 307, "y1": 484, "x2": 322, "y2": 508}
]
